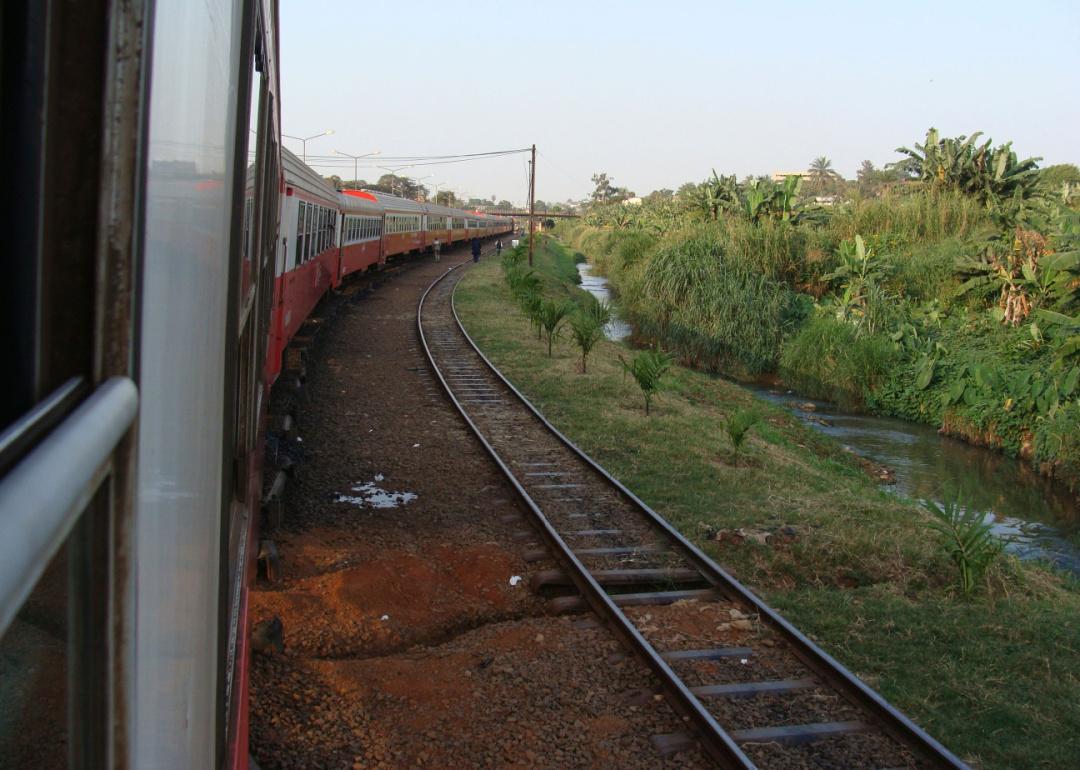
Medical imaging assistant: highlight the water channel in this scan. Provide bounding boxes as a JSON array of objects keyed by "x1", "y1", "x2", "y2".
[{"x1": 576, "y1": 262, "x2": 1080, "y2": 576}]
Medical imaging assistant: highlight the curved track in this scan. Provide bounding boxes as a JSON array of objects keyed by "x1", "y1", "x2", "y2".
[{"x1": 418, "y1": 260, "x2": 968, "y2": 770}]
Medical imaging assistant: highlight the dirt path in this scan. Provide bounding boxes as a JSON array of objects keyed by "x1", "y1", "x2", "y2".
[{"x1": 249, "y1": 246, "x2": 707, "y2": 769}]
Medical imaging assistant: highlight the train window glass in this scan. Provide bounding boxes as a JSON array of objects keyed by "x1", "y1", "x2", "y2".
[
  {"x1": 242, "y1": 53, "x2": 261, "y2": 287},
  {"x1": 0, "y1": 540, "x2": 69, "y2": 764},
  {"x1": 307, "y1": 206, "x2": 315, "y2": 260},
  {"x1": 295, "y1": 202, "x2": 305, "y2": 264},
  {"x1": 304, "y1": 203, "x2": 312, "y2": 259}
]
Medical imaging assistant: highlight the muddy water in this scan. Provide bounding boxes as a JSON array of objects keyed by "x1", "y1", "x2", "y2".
[{"x1": 580, "y1": 265, "x2": 1080, "y2": 575}]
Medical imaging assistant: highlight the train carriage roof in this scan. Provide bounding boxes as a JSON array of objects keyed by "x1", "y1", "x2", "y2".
[
  {"x1": 282, "y1": 147, "x2": 338, "y2": 203},
  {"x1": 339, "y1": 189, "x2": 383, "y2": 215},
  {"x1": 363, "y1": 190, "x2": 426, "y2": 215},
  {"x1": 423, "y1": 202, "x2": 461, "y2": 218}
]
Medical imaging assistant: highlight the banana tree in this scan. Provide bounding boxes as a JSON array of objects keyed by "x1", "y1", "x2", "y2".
[{"x1": 895, "y1": 127, "x2": 1042, "y2": 205}]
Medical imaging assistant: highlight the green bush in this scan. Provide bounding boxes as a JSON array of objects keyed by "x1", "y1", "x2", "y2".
[
  {"x1": 780, "y1": 315, "x2": 899, "y2": 406},
  {"x1": 626, "y1": 231, "x2": 799, "y2": 375},
  {"x1": 890, "y1": 238, "x2": 967, "y2": 303},
  {"x1": 924, "y1": 494, "x2": 1003, "y2": 597}
]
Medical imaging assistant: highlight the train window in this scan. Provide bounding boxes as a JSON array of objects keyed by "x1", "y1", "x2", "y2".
[
  {"x1": 306, "y1": 206, "x2": 315, "y2": 260},
  {"x1": 295, "y1": 202, "x2": 306, "y2": 263},
  {"x1": 1, "y1": 0, "x2": 142, "y2": 763}
]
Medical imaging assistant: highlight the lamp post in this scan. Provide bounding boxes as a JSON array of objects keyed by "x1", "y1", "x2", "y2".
[
  {"x1": 410, "y1": 174, "x2": 434, "y2": 201},
  {"x1": 282, "y1": 129, "x2": 334, "y2": 163},
  {"x1": 334, "y1": 149, "x2": 380, "y2": 189},
  {"x1": 378, "y1": 165, "x2": 415, "y2": 197}
]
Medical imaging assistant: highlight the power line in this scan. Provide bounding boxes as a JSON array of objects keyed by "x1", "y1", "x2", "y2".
[{"x1": 305, "y1": 147, "x2": 530, "y2": 164}]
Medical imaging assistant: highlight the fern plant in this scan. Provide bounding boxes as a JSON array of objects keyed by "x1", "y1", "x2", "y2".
[
  {"x1": 923, "y1": 495, "x2": 1003, "y2": 596},
  {"x1": 619, "y1": 348, "x2": 674, "y2": 415}
]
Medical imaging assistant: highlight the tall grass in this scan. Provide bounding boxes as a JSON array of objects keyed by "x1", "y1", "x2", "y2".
[
  {"x1": 779, "y1": 314, "x2": 899, "y2": 406},
  {"x1": 826, "y1": 190, "x2": 990, "y2": 245},
  {"x1": 625, "y1": 231, "x2": 799, "y2": 374}
]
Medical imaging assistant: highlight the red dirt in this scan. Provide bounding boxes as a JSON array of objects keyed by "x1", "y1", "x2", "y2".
[{"x1": 248, "y1": 250, "x2": 707, "y2": 769}]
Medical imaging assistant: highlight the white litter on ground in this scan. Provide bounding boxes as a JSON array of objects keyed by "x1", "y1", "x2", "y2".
[
  {"x1": 509, "y1": 575, "x2": 523, "y2": 586},
  {"x1": 335, "y1": 476, "x2": 418, "y2": 510},
  {"x1": 379, "y1": 614, "x2": 390, "y2": 621},
  {"x1": 412, "y1": 443, "x2": 420, "y2": 448}
]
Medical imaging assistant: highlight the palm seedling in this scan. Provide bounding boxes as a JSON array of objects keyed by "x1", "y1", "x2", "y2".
[
  {"x1": 523, "y1": 291, "x2": 545, "y2": 340},
  {"x1": 538, "y1": 298, "x2": 573, "y2": 356},
  {"x1": 582, "y1": 294, "x2": 613, "y2": 328},
  {"x1": 723, "y1": 408, "x2": 761, "y2": 456},
  {"x1": 619, "y1": 348, "x2": 673, "y2": 415},
  {"x1": 568, "y1": 311, "x2": 604, "y2": 373},
  {"x1": 923, "y1": 495, "x2": 1003, "y2": 596}
]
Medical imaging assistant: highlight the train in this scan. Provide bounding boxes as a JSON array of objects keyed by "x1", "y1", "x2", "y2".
[
  {"x1": 0, "y1": 0, "x2": 510, "y2": 768},
  {"x1": 271, "y1": 149, "x2": 512, "y2": 383}
]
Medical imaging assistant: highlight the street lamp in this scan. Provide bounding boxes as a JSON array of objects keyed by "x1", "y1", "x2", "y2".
[
  {"x1": 282, "y1": 129, "x2": 334, "y2": 163},
  {"x1": 377, "y1": 165, "x2": 414, "y2": 196},
  {"x1": 334, "y1": 149, "x2": 381, "y2": 188},
  {"x1": 410, "y1": 174, "x2": 434, "y2": 201}
]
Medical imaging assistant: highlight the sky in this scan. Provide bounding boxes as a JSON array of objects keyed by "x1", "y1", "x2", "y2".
[{"x1": 280, "y1": 0, "x2": 1080, "y2": 207}]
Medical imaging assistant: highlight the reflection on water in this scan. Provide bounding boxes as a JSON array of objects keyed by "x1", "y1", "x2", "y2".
[
  {"x1": 753, "y1": 388, "x2": 1080, "y2": 576},
  {"x1": 576, "y1": 263, "x2": 632, "y2": 341},
  {"x1": 576, "y1": 261, "x2": 1080, "y2": 576}
]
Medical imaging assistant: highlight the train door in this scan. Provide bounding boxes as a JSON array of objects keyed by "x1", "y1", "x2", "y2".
[{"x1": 0, "y1": 1, "x2": 147, "y2": 767}]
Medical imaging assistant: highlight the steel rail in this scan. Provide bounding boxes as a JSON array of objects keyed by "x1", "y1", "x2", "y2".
[
  {"x1": 419, "y1": 260, "x2": 752, "y2": 766},
  {"x1": 446, "y1": 279, "x2": 969, "y2": 769},
  {"x1": 420, "y1": 259, "x2": 968, "y2": 769}
]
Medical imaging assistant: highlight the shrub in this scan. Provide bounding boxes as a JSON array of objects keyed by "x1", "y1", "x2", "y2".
[
  {"x1": 891, "y1": 238, "x2": 967, "y2": 303},
  {"x1": 629, "y1": 231, "x2": 799, "y2": 374},
  {"x1": 923, "y1": 494, "x2": 1003, "y2": 597},
  {"x1": 780, "y1": 315, "x2": 899, "y2": 406}
]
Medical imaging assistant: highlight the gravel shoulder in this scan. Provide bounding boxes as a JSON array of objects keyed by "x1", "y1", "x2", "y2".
[{"x1": 249, "y1": 249, "x2": 708, "y2": 769}]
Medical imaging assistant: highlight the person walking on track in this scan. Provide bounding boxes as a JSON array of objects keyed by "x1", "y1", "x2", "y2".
[
  {"x1": 471, "y1": 236, "x2": 481, "y2": 263},
  {"x1": 495, "y1": 238, "x2": 503, "y2": 258},
  {"x1": 433, "y1": 237, "x2": 441, "y2": 263}
]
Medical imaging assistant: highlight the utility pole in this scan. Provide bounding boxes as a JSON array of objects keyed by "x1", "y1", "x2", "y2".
[{"x1": 528, "y1": 143, "x2": 537, "y2": 267}]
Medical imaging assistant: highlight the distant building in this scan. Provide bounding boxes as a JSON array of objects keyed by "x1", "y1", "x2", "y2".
[
  {"x1": 771, "y1": 171, "x2": 812, "y2": 183},
  {"x1": 621, "y1": 197, "x2": 643, "y2": 206}
]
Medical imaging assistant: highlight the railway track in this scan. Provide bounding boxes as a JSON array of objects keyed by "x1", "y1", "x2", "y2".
[{"x1": 418, "y1": 260, "x2": 969, "y2": 770}]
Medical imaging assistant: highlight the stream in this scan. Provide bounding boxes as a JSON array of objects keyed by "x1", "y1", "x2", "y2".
[{"x1": 577, "y1": 262, "x2": 1080, "y2": 576}]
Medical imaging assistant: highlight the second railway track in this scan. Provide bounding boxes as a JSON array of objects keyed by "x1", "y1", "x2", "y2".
[{"x1": 418, "y1": 258, "x2": 968, "y2": 770}]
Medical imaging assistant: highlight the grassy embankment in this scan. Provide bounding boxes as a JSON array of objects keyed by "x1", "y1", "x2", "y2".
[
  {"x1": 556, "y1": 192, "x2": 1080, "y2": 492},
  {"x1": 456, "y1": 237, "x2": 1080, "y2": 770}
]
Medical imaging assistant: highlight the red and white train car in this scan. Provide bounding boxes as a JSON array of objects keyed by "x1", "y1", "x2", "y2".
[
  {"x1": 339, "y1": 189, "x2": 385, "y2": 276},
  {"x1": 368, "y1": 190, "x2": 427, "y2": 258},
  {"x1": 270, "y1": 150, "x2": 342, "y2": 371},
  {"x1": 0, "y1": 0, "x2": 512, "y2": 764}
]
